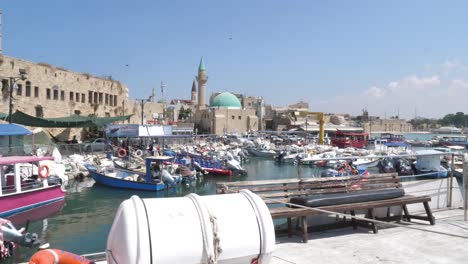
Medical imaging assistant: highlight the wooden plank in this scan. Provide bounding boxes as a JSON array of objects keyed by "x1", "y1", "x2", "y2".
[
  {"x1": 215, "y1": 173, "x2": 398, "y2": 188},
  {"x1": 230, "y1": 178, "x2": 400, "y2": 193}
]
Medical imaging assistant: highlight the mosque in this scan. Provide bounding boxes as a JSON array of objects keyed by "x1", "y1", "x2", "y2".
[{"x1": 190, "y1": 58, "x2": 259, "y2": 135}]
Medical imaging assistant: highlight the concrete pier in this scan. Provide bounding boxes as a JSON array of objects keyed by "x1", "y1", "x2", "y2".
[{"x1": 271, "y1": 209, "x2": 468, "y2": 264}]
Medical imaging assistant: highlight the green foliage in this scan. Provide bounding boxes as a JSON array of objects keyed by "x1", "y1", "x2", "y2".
[
  {"x1": 178, "y1": 107, "x2": 192, "y2": 120},
  {"x1": 439, "y1": 112, "x2": 468, "y2": 127}
]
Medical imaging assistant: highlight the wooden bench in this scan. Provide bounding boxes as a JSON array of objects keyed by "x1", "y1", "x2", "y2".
[{"x1": 216, "y1": 173, "x2": 435, "y2": 242}]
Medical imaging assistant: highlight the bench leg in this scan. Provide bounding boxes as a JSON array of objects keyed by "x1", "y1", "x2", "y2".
[
  {"x1": 287, "y1": 217, "x2": 292, "y2": 238},
  {"x1": 301, "y1": 216, "x2": 308, "y2": 243},
  {"x1": 368, "y1": 208, "x2": 378, "y2": 234},
  {"x1": 423, "y1": 201, "x2": 436, "y2": 225},
  {"x1": 351, "y1": 210, "x2": 357, "y2": 230},
  {"x1": 402, "y1": 204, "x2": 411, "y2": 222}
]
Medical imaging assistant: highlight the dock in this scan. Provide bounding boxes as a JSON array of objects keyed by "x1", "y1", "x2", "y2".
[{"x1": 271, "y1": 208, "x2": 467, "y2": 264}]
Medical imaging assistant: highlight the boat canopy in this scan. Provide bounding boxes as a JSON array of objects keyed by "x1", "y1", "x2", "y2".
[
  {"x1": 0, "y1": 124, "x2": 32, "y2": 136},
  {"x1": 0, "y1": 111, "x2": 132, "y2": 128},
  {"x1": 0, "y1": 156, "x2": 54, "y2": 165}
]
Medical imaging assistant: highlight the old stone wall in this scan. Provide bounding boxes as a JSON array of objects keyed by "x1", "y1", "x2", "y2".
[{"x1": 0, "y1": 55, "x2": 129, "y2": 140}]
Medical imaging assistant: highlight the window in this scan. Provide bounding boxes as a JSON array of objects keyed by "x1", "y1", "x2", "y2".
[
  {"x1": 114, "y1": 96, "x2": 117, "y2": 106},
  {"x1": 53, "y1": 89, "x2": 58, "y2": 100},
  {"x1": 60, "y1": 90, "x2": 65, "y2": 100},
  {"x1": 81, "y1": 93, "x2": 85, "y2": 103},
  {"x1": 70, "y1": 92, "x2": 74, "y2": 101},
  {"x1": 34, "y1": 86, "x2": 39, "y2": 97},
  {"x1": 109, "y1": 95, "x2": 113, "y2": 106},
  {"x1": 238, "y1": 116, "x2": 242, "y2": 120},
  {"x1": 46, "y1": 88, "x2": 51, "y2": 99},
  {"x1": 88, "y1": 91, "x2": 92, "y2": 103},
  {"x1": 93, "y1": 92, "x2": 98, "y2": 104},
  {"x1": 76, "y1": 93, "x2": 80, "y2": 102},
  {"x1": 35, "y1": 105, "x2": 44, "y2": 118},
  {"x1": 105, "y1": 94, "x2": 109, "y2": 105},
  {"x1": 16, "y1": 84, "x2": 22, "y2": 96},
  {"x1": 1, "y1": 80, "x2": 8, "y2": 96},
  {"x1": 99, "y1": 93, "x2": 103, "y2": 103},
  {"x1": 25, "y1": 81, "x2": 31, "y2": 97},
  {"x1": 232, "y1": 115, "x2": 235, "y2": 120}
]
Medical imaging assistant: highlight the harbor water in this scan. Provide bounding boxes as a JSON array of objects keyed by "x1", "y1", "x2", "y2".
[
  {"x1": 4, "y1": 132, "x2": 462, "y2": 262},
  {"x1": 6, "y1": 157, "x2": 321, "y2": 263}
]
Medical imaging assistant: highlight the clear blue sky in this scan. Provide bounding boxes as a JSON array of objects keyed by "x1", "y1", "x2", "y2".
[{"x1": 3, "y1": 1, "x2": 468, "y2": 118}]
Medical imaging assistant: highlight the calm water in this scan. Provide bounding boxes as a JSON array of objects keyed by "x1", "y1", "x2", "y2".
[
  {"x1": 4, "y1": 132, "x2": 459, "y2": 262},
  {"x1": 7, "y1": 157, "x2": 320, "y2": 262}
]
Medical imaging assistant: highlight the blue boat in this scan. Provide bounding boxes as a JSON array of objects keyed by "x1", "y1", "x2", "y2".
[{"x1": 86, "y1": 156, "x2": 178, "y2": 191}]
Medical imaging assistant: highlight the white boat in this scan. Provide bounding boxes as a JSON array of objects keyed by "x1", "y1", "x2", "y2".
[{"x1": 249, "y1": 147, "x2": 277, "y2": 157}]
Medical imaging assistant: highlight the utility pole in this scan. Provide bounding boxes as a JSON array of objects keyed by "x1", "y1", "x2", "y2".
[{"x1": 140, "y1": 99, "x2": 145, "y2": 125}]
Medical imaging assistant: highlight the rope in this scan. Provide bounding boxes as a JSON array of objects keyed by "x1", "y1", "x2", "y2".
[
  {"x1": 186, "y1": 193, "x2": 222, "y2": 264},
  {"x1": 266, "y1": 198, "x2": 468, "y2": 240}
]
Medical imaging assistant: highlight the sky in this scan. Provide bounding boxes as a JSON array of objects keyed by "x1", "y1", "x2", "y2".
[{"x1": 2, "y1": 0, "x2": 468, "y2": 119}]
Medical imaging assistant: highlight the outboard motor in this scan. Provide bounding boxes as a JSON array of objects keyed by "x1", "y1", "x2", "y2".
[
  {"x1": 1, "y1": 220, "x2": 41, "y2": 248},
  {"x1": 47, "y1": 175, "x2": 63, "y2": 186}
]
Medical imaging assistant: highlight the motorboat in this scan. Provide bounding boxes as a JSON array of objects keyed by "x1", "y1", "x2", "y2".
[
  {"x1": 0, "y1": 156, "x2": 66, "y2": 218},
  {"x1": 86, "y1": 156, "x2": 182, "y2": 191}
]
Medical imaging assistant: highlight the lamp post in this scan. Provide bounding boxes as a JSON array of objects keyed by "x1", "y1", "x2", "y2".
[
  {"x1": 4, "y1": 69, "x2": 27, "y2": 123},
  {"x1": 138, "y1": 98, "x2": 151, "y2": 125}
]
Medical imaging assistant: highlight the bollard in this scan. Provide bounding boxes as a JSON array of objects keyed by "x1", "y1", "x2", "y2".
[{"x1": 448, "y1": 153, "x2": 454, "y2": 208}]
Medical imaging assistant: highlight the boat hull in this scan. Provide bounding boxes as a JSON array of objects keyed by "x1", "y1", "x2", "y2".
[
  {"x1": 0, "y1": 185, "x2": 65, "y2": 218},
  {"x1": 249, "y1": 148, "x2": 276, "y2": 157},
  {"x1": 88, "y1": 170, "x2": 167, "y2": 192}
]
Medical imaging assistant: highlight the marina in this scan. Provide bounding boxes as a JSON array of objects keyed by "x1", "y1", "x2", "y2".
[
  {"x1": 0, "y1": 131, "x2": 466, "y2": 262},
  {"x1": 1, "y1": 2, "x2": 468, "y2": 263}
]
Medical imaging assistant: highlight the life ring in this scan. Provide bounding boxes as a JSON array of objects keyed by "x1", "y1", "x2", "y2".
[
  {"x1": 38, "y1": 165, "x2": 50, "y2": 179},
  {"x1": 117, "y1": 148, "x2": 127, "y2": 158},
  {"x1": 29, "y1": 248, "x2": 93, "y2": 264},
  {"x1": 134, "y1": 149, "x2": 143, "y2": 157}
]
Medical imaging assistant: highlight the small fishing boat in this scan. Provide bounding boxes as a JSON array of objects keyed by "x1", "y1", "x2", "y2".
[
  {"x1": 86, "y1": 156, "x2": 181, "y2": 191},
  {"x1": 413, "y1": 150, "x2": 448, "y2": 178},
  {"x1": 0, "y1": 156, "x2": 66, "y2": 218}
]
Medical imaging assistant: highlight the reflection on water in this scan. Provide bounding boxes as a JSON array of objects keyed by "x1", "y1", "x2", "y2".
[{"x1": 9, "y1": 157, "x2": 316, "y2": 262}]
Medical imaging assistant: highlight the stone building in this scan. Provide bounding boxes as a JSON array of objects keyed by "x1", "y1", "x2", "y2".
[
  {"x1": 362, "y1": 118, "x2": 413, "y2": 133},
  {"x1": 193, "y1": 92, "x2": 258, "y2": 135}
]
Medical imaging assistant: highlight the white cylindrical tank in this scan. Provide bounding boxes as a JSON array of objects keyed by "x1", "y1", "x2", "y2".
[{"x1": 106, "y1": 190, "x2": 275, "y2": 264}]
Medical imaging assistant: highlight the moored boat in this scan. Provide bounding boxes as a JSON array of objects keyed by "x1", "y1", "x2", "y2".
[
  {"x1": 331, "y1": 130, "x2": 368, "y2": 148},
  {"x1": 0, "y1": 156, "x2": 66, "y2": 218},
  {"x1": 86, "y1": 156, "x2": 181, "y2": 191}
]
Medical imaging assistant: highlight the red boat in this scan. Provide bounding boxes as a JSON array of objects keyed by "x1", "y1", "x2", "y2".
[{"x1": 331, "y1": 130, "x2": 369, "y2": 148}]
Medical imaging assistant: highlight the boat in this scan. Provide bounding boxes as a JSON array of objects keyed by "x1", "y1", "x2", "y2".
[
  {"x1": 86, "y1": 156, "x2": 181, "y2": 191},
  {"x1": 437, "y1": 135, "x2": 468, "y2": 149},
  {"x1": 432, "y1": 126, "x2": 462, "y2": 134},
  {"x1": 248, "y1": 147, "x2": 277, "y2": 157},
  {"x1": 413, "y1": 150, "x2": 449, "y2": 178},
  {"x1": 0, "y1": 156, "x2": 66, "y2": 218},
  {"x1": 331, "y1": 130, "x2": 368, "y2": 149}
]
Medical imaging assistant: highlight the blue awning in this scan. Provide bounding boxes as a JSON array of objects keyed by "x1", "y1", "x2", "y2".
[{"x1": 0, "y1": 124, "x2": 32, "y2": 136}]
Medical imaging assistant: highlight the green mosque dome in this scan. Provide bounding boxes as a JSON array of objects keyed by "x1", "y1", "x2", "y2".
[{"x1": 210, "y1": 92, "x2": 242, "y2": 108}]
